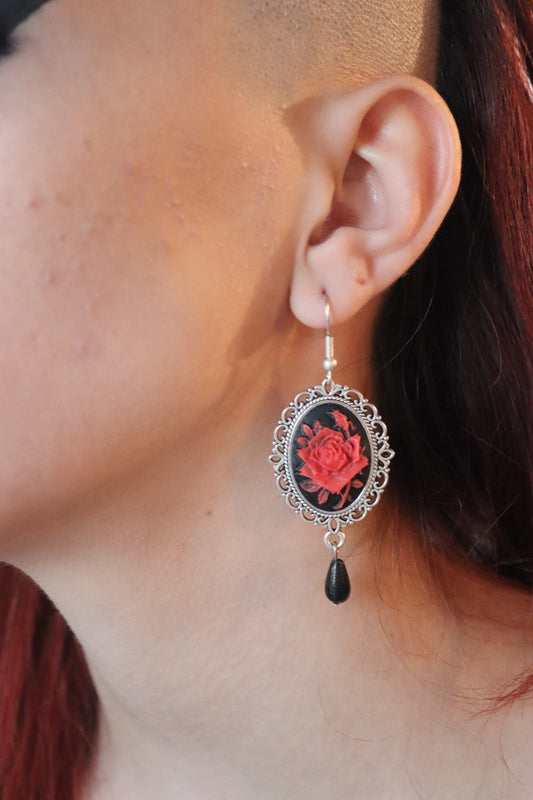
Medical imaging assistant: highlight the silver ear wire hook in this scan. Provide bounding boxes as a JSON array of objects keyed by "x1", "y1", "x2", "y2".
[{"x1": 323, "y1": 294, "x2": 338, "y2": 380}]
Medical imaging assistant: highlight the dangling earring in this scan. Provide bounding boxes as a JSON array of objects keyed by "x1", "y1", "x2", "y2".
[{"x1": 269, "y1": 295, "x2": 394, "y2": 605}]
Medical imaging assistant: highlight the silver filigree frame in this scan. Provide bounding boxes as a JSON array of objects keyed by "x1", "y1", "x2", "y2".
[{"x1": 270, "y1": 379, "x2": 394, "y2": 532}]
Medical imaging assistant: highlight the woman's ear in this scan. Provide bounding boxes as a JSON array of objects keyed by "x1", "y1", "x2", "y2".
[{"x1": 290, "y1": 76, "x2": 462, "y2": 328}]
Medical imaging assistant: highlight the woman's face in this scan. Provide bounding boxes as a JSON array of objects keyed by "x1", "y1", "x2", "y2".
[{"x1": 0, "y1": 0, "x2": 302, "y2": 532}]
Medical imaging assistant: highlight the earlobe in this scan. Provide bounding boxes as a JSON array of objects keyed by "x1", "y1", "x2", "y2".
[{"x1": 290, "y1": 77, "x2": 462, "y2": 328}]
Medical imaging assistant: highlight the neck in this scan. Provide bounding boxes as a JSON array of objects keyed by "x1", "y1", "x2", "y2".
[
  {"x1": 10, "y1": 325, "x2": 533, "y2": 800},
  {"x1": 78, "y1": 521, "x2": 533, "y2": 800}
]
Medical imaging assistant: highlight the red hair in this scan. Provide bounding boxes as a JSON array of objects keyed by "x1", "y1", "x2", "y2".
[
  {"x1": 0, "y1": 565, "x2": 97, "y2": 798},
  {"x1": 374, "y1": 0, "x2": 533, "y2": 583}
]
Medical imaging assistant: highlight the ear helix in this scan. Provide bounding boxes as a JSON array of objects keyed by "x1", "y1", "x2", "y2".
[{"x1": 269, "y1": 294, "x2": 394, "y2": 605}]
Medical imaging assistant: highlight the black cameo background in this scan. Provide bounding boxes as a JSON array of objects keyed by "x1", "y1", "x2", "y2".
[{"x1": 289, "y1": 401, "x2": 372, "y2": 514}]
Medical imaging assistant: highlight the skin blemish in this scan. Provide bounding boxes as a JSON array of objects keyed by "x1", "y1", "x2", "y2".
[
  {"x1": 71, "y1": 335, "x2": 101, "y2": 359},
  {"x1": 25, "y1": 193, "x2": 42, "y2": 211},
  {"x1": 158, "y1": 237, "x2": 172, "y2": 255}
]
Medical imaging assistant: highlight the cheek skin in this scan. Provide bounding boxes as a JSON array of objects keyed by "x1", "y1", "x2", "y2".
[{"x1": 0, "y1": 4, "x2": 303, "y2": 540}]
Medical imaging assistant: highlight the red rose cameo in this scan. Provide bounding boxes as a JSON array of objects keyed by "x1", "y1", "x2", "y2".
[
  {"x1": 290, "y1": 403, "x2": 371, "y2": 514},
  {"x1": 270, "y1": 381, "x2": 393, "y2": 527},
  {"x1": 296, "y1": 410, "x2": 369, "y2": 511}
]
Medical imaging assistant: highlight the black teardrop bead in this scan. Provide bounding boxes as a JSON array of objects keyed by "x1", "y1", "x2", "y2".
[{"x1": 325, "y1": 557, "x2": 351, "y2": 605}]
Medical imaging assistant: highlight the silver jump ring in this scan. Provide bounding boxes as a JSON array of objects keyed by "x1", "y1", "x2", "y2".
[{"x1": 324, "y1": 530, "x2": 346, "y2": 551}]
